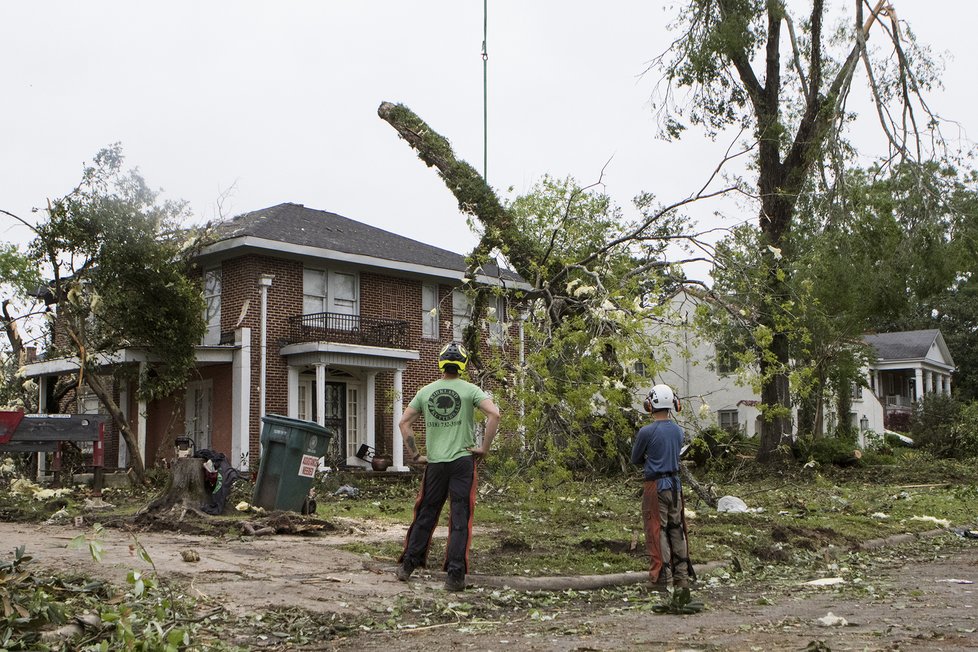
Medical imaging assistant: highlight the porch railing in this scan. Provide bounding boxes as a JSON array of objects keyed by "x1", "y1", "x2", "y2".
[
  {"x1": 885, "y1": 394, "x2": 913, "y2": 408},
  {"x1": 286, "y1": 312, "x2": 409, "y2": 349}
]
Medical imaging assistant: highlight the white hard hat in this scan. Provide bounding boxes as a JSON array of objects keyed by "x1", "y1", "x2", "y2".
[{"x1": 645, "y1": 384, "x2": 681, "y2": 413}]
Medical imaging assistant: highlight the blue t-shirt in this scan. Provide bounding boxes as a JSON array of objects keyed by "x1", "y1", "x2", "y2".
[{"x1": 631, "y1": 419, "x2": 684, "y2": 493}]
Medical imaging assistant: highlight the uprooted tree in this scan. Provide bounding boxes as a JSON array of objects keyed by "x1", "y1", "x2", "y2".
[
  {"x1": 650, "y1": 0, "x2": 956, "y2": 461},
  {"x1": 3, "y1": 145, "x2": 207, "y2": 483}
]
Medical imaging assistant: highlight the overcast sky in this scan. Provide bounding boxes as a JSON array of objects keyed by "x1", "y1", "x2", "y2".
[{"x1": 3, "y1": 1, "x2": 976, "y2": 280}]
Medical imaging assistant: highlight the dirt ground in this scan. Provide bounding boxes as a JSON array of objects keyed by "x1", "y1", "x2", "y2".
[{"x1": 2, "y1": 518, "x2": 977, "y2": 651}]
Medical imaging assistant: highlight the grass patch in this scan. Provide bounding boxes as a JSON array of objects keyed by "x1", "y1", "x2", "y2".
[{"x1": 314, "y1": 451, "x2": 978, "y2": 578}]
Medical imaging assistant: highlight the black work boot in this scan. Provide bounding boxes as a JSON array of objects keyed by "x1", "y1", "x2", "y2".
[
  {"x1": 395, "y1": 563, "x2": 414, "y2": 582},
  {"x1": 444, "y1": 572, "x2": 465, "y2": 592}
]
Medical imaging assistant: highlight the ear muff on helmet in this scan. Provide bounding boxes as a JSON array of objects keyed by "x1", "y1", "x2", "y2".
[
  {"x1": 438, "y1": 341, "x2": 469, "y2": 373},
  {"x1": 646, "y1": 384, "x2": 679, "y2": 413}
]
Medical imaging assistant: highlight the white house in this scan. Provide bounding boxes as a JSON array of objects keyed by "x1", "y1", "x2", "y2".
[{"x1": 645, "y1": 290, "x2": 953, "y2": 447}]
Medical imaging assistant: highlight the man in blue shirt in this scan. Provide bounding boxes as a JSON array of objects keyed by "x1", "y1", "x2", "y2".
[{"x1": 631, "y1": 384, "x2": 693, "y2": 593}]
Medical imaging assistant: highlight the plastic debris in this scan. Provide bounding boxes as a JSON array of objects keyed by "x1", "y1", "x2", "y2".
[
  {"x1": 935, "y1": 578, "x2": 974, "y2": 584},
  {"x1": 716, "y1": 496, "x2": 749, "y2": 513},
  {"x1": 910, "y1": 515, "x2": 951, "y2": 528},
  {"x1": 334, "y1": 485, "x2": 360, "y2": 498},
  {"x1": 871, "y1": 512, "x2": 889, "y2": 519},
  {"x1": 44, "y1": 508, "x2": 71, "y2": 524},
  {"x1": 817, "y1": 612, "x2": 848, "y2": 627},
  {"x1": 805, "y1": 577, "x2": 845, "y2": 587},
  {"x1": 952, "y1": 528, "x2": 978, "y2": 540}
]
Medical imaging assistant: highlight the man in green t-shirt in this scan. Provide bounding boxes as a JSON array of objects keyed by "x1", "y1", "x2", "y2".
[{"x1": 395, "y1": 341, "x2": 500, "y2": 592}]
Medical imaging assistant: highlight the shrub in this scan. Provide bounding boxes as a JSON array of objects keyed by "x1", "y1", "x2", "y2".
[
  {"x1": 910, "y1": 393, "x2": 963, "y2": 458},
  {"x1": 794, "y1": 435, "x2": 862, "y2": 467}
]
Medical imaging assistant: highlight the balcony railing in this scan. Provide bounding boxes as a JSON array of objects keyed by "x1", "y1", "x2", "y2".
[{"x1": 286, "y1": 312, "x2": 409, "y2": 349}]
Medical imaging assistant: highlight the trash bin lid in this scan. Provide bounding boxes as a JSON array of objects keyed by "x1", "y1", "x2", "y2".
[{"x1": 261, "y1": 414, "x2": 332, "y2": 438}]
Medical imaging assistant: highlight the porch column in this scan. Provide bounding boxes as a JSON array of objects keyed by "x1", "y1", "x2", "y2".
[
  {"x1": 914, "y1": 368, "x2": 924, "y2": 402},
  {"x1": 943, "y1": 374, "x2": 952, "y2": 395},
  {"x1": 117, "y1": 380, "x2": 130, "y2": 468},
  {"x1": 232, "y1": 327, "x2": 251, "y2": 470},
  {"x1": 391, "y1": 368, "x2": 407, "y2": 471},
  {"x1": 36, "y1": 376, "x2": 49, "y2": 479},
  {"x1": 366, "y1": 371, "x2": 377, "y2": 452},
  {"x1": 314, "y1": 363, "x2": 327, "y2": 428},
  {"x1": 287, "y1": 364, "x2": 299, "y2": 419},
  {"x1": 872, "y1": 371, "x2": 881, "y2": 398},
  {"x1": 928, "y1": 371, "x2": 937, "y2": 394}
]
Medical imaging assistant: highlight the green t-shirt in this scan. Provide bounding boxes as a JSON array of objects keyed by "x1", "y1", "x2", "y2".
[{"x1": 409, "y1": 378, "x2": 489, "y2": 463}]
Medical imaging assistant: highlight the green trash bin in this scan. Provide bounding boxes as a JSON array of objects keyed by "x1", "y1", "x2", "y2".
[{"x1": 252, "y1": 414, "x2": 332, "y2": 512}]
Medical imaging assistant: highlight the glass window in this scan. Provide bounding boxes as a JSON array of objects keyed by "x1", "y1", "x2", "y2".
[
  {"x1": 329, "y1": 271, "x2": 358, "y2": 315},
  {"x1": 422, "y1": 284, "x2": 439, "y2": 339},
  {"x1": 716, "y1": 347, "x2": 736, "y2": 375},
  {"x1": 718, "y1": 409, "x2": 739, "y2": 433},
  {"x1": 303, "y1": 269, "x2": 327, "y2": 315},
  {"x1": 346, "y1": 386, "x2": 359, "y2": 460},
  {"x1": 202, "y1": 269, "x2": 221, "y2": 345},
  {"x1": 488, "y1": 295, "x2": 507, "y2": 345},
  {"x1": 452, "y1": 290, "x2": 472, "y2": 341}
]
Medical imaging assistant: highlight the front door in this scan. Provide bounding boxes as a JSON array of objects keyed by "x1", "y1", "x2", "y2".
[
  {"x1": 185, "y1": 379, "x2": 213, "y2": 451},
  {"x1": 323, "y1": 382, "x2": 346, "y2": 467}
]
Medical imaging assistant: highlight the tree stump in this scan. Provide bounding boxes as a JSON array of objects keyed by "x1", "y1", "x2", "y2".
[{"x1": 140, "y1": 457, "x2": 210, "y2": 520}]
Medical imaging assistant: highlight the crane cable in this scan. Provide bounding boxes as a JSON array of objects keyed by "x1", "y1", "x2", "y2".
[{"x1": 482, "y1": 0, "x2": 488, "y2": 184}]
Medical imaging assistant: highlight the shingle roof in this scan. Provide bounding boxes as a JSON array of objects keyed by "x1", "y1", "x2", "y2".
[
  {"x1": 864, "y1": 329, "x2": 940, "y2": 361},
  {"x1": 213, "y1": 203, "x2": 522, "y2": 282}
]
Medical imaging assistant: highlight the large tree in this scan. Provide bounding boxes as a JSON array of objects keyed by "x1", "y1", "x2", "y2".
[
  {"x1": 653, "y1": 0, "x2": 947, "y2": 460},
  {"x1": 377, "y1": 103, "x2": 723, "y2": 478},
  {"x1": 6, "y1": 146, "x2": 206, "y2": 482},
  {"x1": 0, "y1": 243, "x2": 42, "y2": 409}
]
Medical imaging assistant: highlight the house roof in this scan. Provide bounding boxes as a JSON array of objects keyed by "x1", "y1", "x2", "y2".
[
  {"x1": 864, "y1": 329, "x2": 952, "y2": 365},
  {"x1": 209, "y1": 202, "x2": 523, "y2": 283}
]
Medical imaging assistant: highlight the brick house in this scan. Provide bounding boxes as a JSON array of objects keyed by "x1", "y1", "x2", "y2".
[{"x1": 24, "y1": 203, "x2": 526, "y2": 472}]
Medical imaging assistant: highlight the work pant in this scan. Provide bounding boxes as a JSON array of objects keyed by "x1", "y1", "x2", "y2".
[
  {"x1": 399, "y1": 454, "x2": 478, "y2": 576},
  {"x1": 642, "y1": 481, "x2": 690, "y2": 588}
]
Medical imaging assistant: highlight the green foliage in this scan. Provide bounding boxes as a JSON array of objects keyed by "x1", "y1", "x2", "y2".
[
  {"x1": 793, "y1": 436, "x2": 860, "y2": 468},
  {"x1": 910, "y1": 394, "x2": 978, "y2": 459},
  {"x1": 29, "y1": 144, "x2": 206, "y2": 403},
  {"x1": 480, "y1": 176, "x2": 680, "y2": 478}
]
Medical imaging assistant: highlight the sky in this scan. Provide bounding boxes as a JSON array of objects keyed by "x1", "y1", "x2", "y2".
[{"x1": 2, "y1": 1, "x2": 977, "y2": 284}]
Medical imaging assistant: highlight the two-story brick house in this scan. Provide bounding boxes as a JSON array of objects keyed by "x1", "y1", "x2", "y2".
[{"x1": 24, "y1": 203, "x2": 525, "y2": 473}]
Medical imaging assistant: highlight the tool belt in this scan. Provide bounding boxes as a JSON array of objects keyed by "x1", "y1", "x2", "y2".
[{"x1": 646, "y1": 470, "x2": 679, "y2": 482}]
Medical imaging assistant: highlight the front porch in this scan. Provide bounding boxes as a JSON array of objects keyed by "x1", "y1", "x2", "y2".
[{"x1": 280, "y1": 339, "x2": 419, "y2": 472}]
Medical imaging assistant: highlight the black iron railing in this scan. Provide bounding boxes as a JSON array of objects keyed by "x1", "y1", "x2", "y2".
[{"x1": 286, "y1": 312, "x2": 409, "y2": 349}]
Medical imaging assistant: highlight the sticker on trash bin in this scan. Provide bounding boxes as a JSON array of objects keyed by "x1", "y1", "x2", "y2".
[{"x1": 298, "y1": 454, "x2": 318, "y2": 478}]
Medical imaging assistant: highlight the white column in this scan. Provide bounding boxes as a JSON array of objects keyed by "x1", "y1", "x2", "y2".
[
  {"x1": 943, "y1": 374, "x2": 951, "y2": 395},
  {"x1": 36, "y1": 376, "x2": 49, "y2": 479},
  {"x1": 391, "y1": 369, "x2": 406, "y2": 471},
  {"x1": 366, "y1": 371, "x2": 377, "y2": 451},
  {"x1": 287, "y1": 364, "x2": 299, "y2": 419},
  {"x1": 232, "y1": 327, "x2": 251, "y2": 470},
  {"x1": 137, "y1": 362, "x2": 148, "y2": 465},
  {"x1": 914, "y1": 368, "x2": 924, "y2": 402},
  {"x1": 258, "y1": 274, "x2": 274, "y2": 425},
  {"x1": 873, "y1": 371, "x2": 881, "y2": 397},
  {"x1": 927, "y1": 371, "x2": 935, "y2": 394},
  {"x1": 315, "y1": 364, "x2": 326, "y2": 427},
  {"x1": 117, "y1": 380, "x2": 130, "y2": 468}
]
